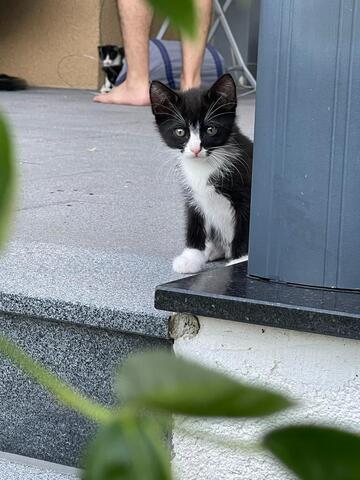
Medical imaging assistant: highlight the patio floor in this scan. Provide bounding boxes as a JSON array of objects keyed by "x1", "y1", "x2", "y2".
[{"x1": 0, "y1": 87, "x2": 255, "y2": 337}]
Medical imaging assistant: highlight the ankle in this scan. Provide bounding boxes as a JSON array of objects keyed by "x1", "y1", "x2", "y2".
[
  {"x1": 124, "y1": 75, "x2": 150, "y2": 92},
  {"x1": 180, "y1": 72, "x2": 201, "y2": 91}
]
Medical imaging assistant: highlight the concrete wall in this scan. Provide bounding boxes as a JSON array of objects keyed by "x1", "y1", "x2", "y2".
[{"x1": 172, "y1": 316, "x2": 360, "y2": 480}]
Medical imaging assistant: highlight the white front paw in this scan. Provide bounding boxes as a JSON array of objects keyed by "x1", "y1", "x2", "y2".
[
  {"x1": 173, "y1": 248, "x2": 206, "y2": 274},
  {"x1": 100, "y1": 85, "x2": 111, "y2": 94}
]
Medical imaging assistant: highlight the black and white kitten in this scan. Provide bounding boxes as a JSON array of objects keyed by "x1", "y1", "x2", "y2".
[
  {"x1": 98, "y1": 45, "x2": 125, "y2": 93},
  {"x1": 150, "y1": 74, "x2": 253, "y2": 274}
]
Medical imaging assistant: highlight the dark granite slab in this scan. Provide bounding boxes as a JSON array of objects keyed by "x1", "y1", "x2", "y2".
[
  {"x1": 0, "y1": 312, "x2": 170, "y2": 467},
  {"x1": 155, "y1": 262, "x2": 360, "y2": 341}
]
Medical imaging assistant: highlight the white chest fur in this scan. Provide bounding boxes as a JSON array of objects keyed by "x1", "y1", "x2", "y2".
[{"x1": 181, "y1": 158, "x2": 235, "y2": 246}]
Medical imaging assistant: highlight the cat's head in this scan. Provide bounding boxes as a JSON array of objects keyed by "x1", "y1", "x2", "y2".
[
  {"x1": 98, "y1": 45, "x2": 125, "y2": 67},
  {"x1": 149, "y1": 74, "x2": 237, "y2": 161}
]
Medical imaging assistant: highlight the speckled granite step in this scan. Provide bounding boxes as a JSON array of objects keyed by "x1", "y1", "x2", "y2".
[
  {"x1": 0, "y1": 244, "x2": 172, "y2": 466},
  {"x1": 0, "y1": 89, "x2": 183, "y2": 466}
]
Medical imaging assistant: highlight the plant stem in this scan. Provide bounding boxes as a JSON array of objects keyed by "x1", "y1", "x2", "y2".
[
  {"x1": 0, "y1": 334, "x2": 113, "y2": 424},
  {"x1": 0, "y1": 114, "x2": 16, "y2": 249}
]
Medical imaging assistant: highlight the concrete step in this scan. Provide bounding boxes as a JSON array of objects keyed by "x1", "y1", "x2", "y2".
[{"x1": 0, "y1": 240, "x2": 175, "y2": 467}]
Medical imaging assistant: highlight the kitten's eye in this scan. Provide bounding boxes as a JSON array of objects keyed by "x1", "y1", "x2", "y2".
[
  {"x1": 206, "y1": 126, "x2": 218, "y2": 136},
  {"x1": 174, "y1": 128, "x2": 186, "y2": 137}
]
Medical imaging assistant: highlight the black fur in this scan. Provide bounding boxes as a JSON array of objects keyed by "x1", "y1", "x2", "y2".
[
  {"x1": 150, "y1": 74, "x2": 253, "y2": 263},
  {"x1": 186, "y1": 203, "x2": 206, "y2": 251}
]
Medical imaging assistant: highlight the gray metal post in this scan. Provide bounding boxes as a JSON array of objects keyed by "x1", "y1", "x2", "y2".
[{"x1": 248, "y1": 0, "x2": 360, "y2": 290}]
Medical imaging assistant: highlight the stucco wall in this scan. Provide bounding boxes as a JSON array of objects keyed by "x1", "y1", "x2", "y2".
[{"x1": 173, "y1": 317, "x2": 360, "y2": 479}]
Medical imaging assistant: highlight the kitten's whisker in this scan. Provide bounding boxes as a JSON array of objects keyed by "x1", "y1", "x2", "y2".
[
  {"x1": 151, "y1": 102, "x2": 176, "y2": 114},
  {"x1": 212, "y1": 159, "x2": 234, "y2": 187},
  {"x1": 155, "y1": 154, "x2": 179, "y2": 184},
  {"x1": 161, "y1": 118, "x2": 183, "y2": 127},
  {"x1": 204, "y1": 96, "x2": 222, "y2": 122},
  {"x1": 228, "y1": 163, "x2": 245, "y2": 184},
  {"x1": 161, "y1": 162, "x2": 179, "y2": 184},
  {"x1": 207, "y1": 111, "x2": 236, "y2": 122},
  {"x1": 209, "y1": 150, "x2": 246, "y2": 185},
  {"x1": 168, "y1": 101, "x2": 186, "y2": 124},
  {"x1": 209, "y1": 143, "x2": 251, "y2": 176},
  {"x1": 152, "y1": 103, "x2": 187, "y2": 126},
  {"x1": 204, "y1": 97, "x2": 221, "y2": 120},
  {"x1": 206, "y1": 102, "x2": 236, "y2": 122},
  {"x1": 154, "y1": 111, "x2": 178, "y2": 119},
  {"x1": 153, "y1": 112, "x2": 184, "y2": 124}
]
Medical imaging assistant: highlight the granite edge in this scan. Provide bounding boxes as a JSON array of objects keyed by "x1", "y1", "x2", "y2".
[
  {"x1": 154, "y1": 286, "x2": 360, "y2": 341},
  {"x1": 0, "y1": 291, "x2": 170, "y2": 339}
]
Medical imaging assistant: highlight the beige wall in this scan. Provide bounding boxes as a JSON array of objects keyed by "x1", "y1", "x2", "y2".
[
  {"x1": 0, "y1": 0, "x2": 179, "y2": 90},
  {"x1": 99, "y1": 1, "x2": 177, "y2": 44},
  {"x1": 100, "y1": 0, "x2": 122, "y2": 46},
  {"x1": 0, "y1": 0, "x2": 102, "y2": 89}
]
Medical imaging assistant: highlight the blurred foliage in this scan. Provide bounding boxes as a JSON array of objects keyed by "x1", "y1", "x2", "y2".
[
  {"x1": 116, "y1": 350, "x2": 292, "y2": 417},
  {"x1": 146, "y1": 0, "x2": 197, "y2": 37}
]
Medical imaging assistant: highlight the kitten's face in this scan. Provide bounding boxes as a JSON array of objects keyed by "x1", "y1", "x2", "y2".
[
  {"x1": 150, "y1": 74, "x2": 237, "y2": 161},
  {"x1": 98, "y1": 45, "x2": 124, "y2": 67}
]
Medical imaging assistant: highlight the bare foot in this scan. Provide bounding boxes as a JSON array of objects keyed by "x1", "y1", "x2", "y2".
[{"x1": 94, "y1": 80, "x2": 150, "y2": 106}]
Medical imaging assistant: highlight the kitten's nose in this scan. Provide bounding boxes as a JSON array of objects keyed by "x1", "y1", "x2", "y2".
[{"x1": 191, "y1": 146, "x2": 202, "y2": 157}]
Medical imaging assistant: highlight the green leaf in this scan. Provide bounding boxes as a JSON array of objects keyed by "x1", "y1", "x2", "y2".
[
  {"x1": 0, "y1": 113, "x2": 15, "y2": 248},
  {"x1": 0, "y1": 334, "x2": 112, "y2": 423},
  {"x1": 116, "y1": 351, "x2": 293, "y2": 417},
  {"x1": 146, "y1": 0, "x2": 197, "y2": 37},
  {"x1": 83, "y1": 416, "x2": 171, "y2": 480},
  {"x1": 264, "y1": 425, "x2": 360, "y2": 480}
]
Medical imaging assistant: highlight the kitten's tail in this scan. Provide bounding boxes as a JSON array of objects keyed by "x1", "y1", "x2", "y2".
[{"x1": 226, "y1": 255, "x2": 248, "y2": 266}]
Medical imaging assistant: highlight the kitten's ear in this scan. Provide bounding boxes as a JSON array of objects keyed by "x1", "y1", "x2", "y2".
[
  {"x1": 208, "y1": 74, "x2": 237, "y2": 109},
  {"x1": 150, "y1": 81, "x2": 179, "y2": 115}
]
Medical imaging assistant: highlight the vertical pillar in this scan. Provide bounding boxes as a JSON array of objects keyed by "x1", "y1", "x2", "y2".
[{"x1": 248, "y1": 0, "x2": 360, "y2": 290}]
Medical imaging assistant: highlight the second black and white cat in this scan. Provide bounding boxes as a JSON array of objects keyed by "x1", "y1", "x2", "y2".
[
  {"x1": 98, "y1": 45, "x2": 125, "y2": 93},
  {"x1": 150, "y1": 74, "x2": 253, "y2": 274}
]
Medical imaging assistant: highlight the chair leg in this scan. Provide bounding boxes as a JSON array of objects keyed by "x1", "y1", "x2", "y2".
[
  {"x1": 208, "y1": 0, "x2": 233, "y2": 41},
  {"x1": 157, "y1": 18, "x2": 170, "y2": 40},
  {"x1": 212, "y1": 0, "x2": 256, "y2": 88}
]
